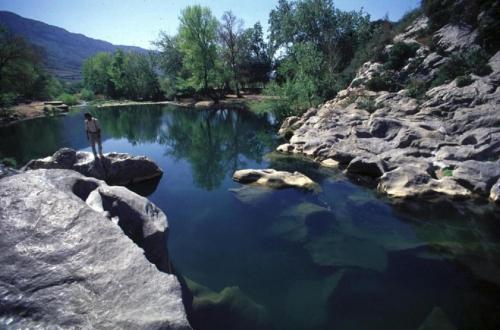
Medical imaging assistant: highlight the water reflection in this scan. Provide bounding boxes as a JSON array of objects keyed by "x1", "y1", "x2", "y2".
[{"x1": 158, "y1": 108, "x2": 274, "y2": 190}]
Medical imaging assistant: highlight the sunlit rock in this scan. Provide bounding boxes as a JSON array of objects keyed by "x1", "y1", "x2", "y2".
[
  {"x1": 491, "y1": 179, "x2": 500, "y2": 203},
  {"x1": 0, "y1": 169, "x2": 190, "y2": 329},
  {"x1": 233, "y1": 168, "x2": 319, "y2": 191},
  {"x1": 23, "y1": 148, "x2": 163, "y2": 185}
]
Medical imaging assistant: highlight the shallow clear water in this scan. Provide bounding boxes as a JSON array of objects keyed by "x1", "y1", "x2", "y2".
[{"x1": 2, "y1": 105, "x2": 500, "y2": 330}]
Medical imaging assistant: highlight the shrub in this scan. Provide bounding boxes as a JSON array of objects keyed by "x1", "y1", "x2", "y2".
[
  {"x1": 0, "y1": 93, "x2": 16, "y2": 115},
  {"x1": 384, "y1": 42, "x2": 420, "y2": 70},
  {"x1": 79, "y1": 88, "x2": 95, "y2": 101},
  {"x1": 356, "y1": 97, "x2": 379, "y2": 113},
  {"x1": 56, "y1": 93, "x2": 79, "y2": 106},
  {"x1": 456, "y1": 75, "x2": 473, "y2": 87},
  {"x1": 442, "y1": 168, "x2": 454, "y2": 177},
  {"x1": 432, "y1": 48, "x2": 492, "y2": 87},
  {"x1": 394, "y1": 8, "x2": 424, "y2": 35},
  {"x1": 405, "y1": 78, "x2": 428, "y2": 99},
  {"x1": 366, "y1": 72, "x2": 400, "y2": 92}
]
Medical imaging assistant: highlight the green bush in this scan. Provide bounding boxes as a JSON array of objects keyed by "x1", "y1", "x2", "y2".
[
  {"x1": 366, "y1": 72, "x2": 400, "y2": 92},
  {"x1": 79, "y1": 88, "x2": 95, "y2": 101},
  {"x1": 356, "y1": 97, "x2": 379, "y2": 113},
  {"x1": 0, "y1": 93, "x2": 16, "y2": 115},
  {"x1": 405, "y1": 78, "x2": 427, "y2": 99},
  {"x1": 456, "y1": 75, "x2": 473, "y2": 87},
  {"x1": 56, "y1": 93, "x2": 79, "y2": 106},
  {"x1": 442, "y1": 168, "x2": 454, "y2": 177},
  {"x1": 384, "y1": 42, "x2": 420, "y2": 70},
  {"x1": 432, "y1": 49, "x2": 492, "y2": 86},
  {"x1": 423, "y1": 0, "x2": 496, "y2": 29}
]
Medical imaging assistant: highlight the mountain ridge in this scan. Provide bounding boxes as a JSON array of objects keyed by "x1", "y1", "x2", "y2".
[{"x1": 0, "y1": 10, "x2": 149, "y2": 81}]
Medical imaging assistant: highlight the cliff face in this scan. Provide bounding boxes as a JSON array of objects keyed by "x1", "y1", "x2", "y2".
[
  {"x1": 0, "y1": 169, "x2": 191, "y2": 329},
  {"x1": 278, "y1": 13, "x2": 500, "y2": 201}
]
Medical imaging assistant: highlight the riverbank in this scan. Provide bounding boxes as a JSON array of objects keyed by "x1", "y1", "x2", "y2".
[{"x1": 0, "y1": 94, "x2": 277, "y2": 127}]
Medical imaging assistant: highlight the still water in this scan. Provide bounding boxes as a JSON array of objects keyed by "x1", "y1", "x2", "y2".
[{"x1": 1, "y1": 105, "x2": 500, "y2": 330}]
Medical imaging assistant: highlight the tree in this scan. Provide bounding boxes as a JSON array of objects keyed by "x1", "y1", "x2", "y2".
[
  {"x1": 219, "y1": 11, "x2": 243, "y2": 97},
  {"x1": 238, "y1": 22, "x2": 271, "y2": 88},
  {"x1": 178, "y1": 5, "x2": 219, "y2": 93},
  {"x1": 82, "y1": 52, "x2": 113, "y2": 95}
]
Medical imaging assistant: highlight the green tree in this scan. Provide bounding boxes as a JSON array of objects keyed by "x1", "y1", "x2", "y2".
[
  {"x1": 218, "y1": 11, "x2": 243, "y2": 97},
  {"x1": 82, "y1": 52, "x2": 114, "y2": 95},
  {"x1": 178, "y1": 5, "x2": 219, "y2": 93}
]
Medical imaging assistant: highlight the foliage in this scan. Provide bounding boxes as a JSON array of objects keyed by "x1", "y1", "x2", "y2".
[
  {"x1": 366, "y1": 72, "x2": 399, "y2": 92},
  {"x1": 384, "y1": 42, "x2": 420, "y2": 70},
  {"x1": 83, "y1": 51, "x2": 162, "y2": 100},
  {"x1": 0, "y1": 26, "x2": 62, "y2": 102},
  {"x1": 356, "y1": 97, "x2": 378, "y2": 113},
  {"x1": 267, "y1": 0, "x2": 372, "y2": 112},
  {"x1": 456, "y1": 75, "x2": 473, "y2": 87},
  {"x1": 79, "y1": 88, "x2": 95, "y2": 101},
  {"x1": 442, "y1": 168, "x2": 454, "y2": 177},
  {"x1": 0, "y1": 93, "x2": 15, "y2": 115},
  {"x1": 422, "y1": 0, "x2": 497, "y2": 30},
  {"x1": 57, "y1": 93, "x2": 78, "y2": 106},
  {"x1": 432, "y1": 49, "x2": 492, "y2": 86},
  {"x1": 178, "y1": 6, "x2": 219, "y2": 92},
  {"x1": 405, "y1": 78, "x2": 427, "y2": 99}
]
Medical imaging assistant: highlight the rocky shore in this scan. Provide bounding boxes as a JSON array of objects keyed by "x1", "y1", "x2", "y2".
[
  {"x1": 278, "y1": 17, "x2": 500, "y2": 203},
  {"x1": 0, "y1": 155, "x2": 191, "y2": 329}
]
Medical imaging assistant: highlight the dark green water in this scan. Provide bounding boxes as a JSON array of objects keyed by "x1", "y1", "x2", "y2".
[{"x1": 1, "y1": 105, "x2": 500, "y2": 330}]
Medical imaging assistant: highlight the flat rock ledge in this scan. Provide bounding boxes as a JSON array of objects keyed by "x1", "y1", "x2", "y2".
[
  {"x1": 0, "y1": 169, "x2": 191, "y2": 329},
  {"x1": 23, "y1": 148, "x2": 163, "y2": 185},
  {"x1": 233, "y1": 168, "x2": 318, "y2": 191}
]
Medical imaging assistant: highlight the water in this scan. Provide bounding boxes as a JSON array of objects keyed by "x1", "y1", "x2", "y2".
[{"x1": 2, "y1": 105, "x2": 500, "y2": 330}]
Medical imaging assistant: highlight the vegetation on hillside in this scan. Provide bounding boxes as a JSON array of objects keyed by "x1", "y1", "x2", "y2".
[{"x1": 0, "y1": 26, "x2": 63, "y2": 115}]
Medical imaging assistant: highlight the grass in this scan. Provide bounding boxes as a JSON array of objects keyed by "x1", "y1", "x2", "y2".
[{"x1": 442, "y1": 168, "x2": 454, "y2": 177}]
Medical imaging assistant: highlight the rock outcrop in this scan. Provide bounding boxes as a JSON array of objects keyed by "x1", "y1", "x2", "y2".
[
  {"x1": 23, "y1": 148, "x2": 163, "y2": 185},
  {"x1": 0, "y1": 169, "x2": 191, "y2": 329},
  {"x1": 277, "y1": 15, "x2": 500, "y2": 201},
  {"x1": 233, "y1": 168, "x2": 318, "y2": 191}
]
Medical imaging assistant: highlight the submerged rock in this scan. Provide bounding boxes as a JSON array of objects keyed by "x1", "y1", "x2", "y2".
[
  {"x1": 185, "y1": 278, "x2": 268, "y2": 330},
  {"x1": 233, "y1": 168, "x2": 318, "y2": 191},
  {"x1": 0, "y1": 169, "x2": 190, "y2": 329},
  {"x1": 23, "y1": 148, "x2": 163, "y2": 185},
  {"x1": 418, "y1": 307, "x2": 457, "y2": 330},
  {"x1": 0, "y1": 164, "x2": 19, "y2": 179}
]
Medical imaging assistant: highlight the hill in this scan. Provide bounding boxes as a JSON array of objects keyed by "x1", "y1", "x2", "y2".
[{"x1": 0, "y1": 11, "x2": 148, "y2": 81}]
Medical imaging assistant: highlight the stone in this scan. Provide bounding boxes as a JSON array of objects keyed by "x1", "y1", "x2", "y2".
[
  {"x1": 490, "y1": 179, "x2": 500, "y2": 203},
  {"x1": 233, "y1": 168, "x2": 319, "y2": 191},
  {"x1": 346, "y1": 156, "x2": 385, "y2": 177},
  {"x1": 23, "y1": 148, "x2": 163, "y2": 185},
  {"x1": 186, "y1": 278, "x2": 268, "y2": 330},
  {"x1": 0, "y1": 169, "x2": 191, "y2": 329},
  {"x1": 453, "y1": 160, "x2": 500, "y2": 196},
  {"x1": 320, "y1": 158, "x2": 340, "y2": 168},
  {"x1": 0, "y1": 164, "x2": 19, "y2": 179},
  {"x1": 434, "y1": 24, "x2": 478, "y2": 53},
  {"x1": 194, "y1": 100, "x2": 215, "y2": 108},
  {"x1": 378, "y1": 166, "x2": 471, "y2": 198}
]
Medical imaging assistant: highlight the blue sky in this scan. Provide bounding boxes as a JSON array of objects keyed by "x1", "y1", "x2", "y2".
[{"x1": 0, "y1": 0, "x2": 421, "y2": 49}]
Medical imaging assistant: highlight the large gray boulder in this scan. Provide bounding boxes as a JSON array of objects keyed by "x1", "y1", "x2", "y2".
[
  {"x1": 0, "y1": 169, "x2": 191, "y2": 329},
  {"x1": 23, "y1": 148, "x2": 163, "y2": 185},
  {"x1": 491, "y1": 179, "x2": 500, "y2": 204}
]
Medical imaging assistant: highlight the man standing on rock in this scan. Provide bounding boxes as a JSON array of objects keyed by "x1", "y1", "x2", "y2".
[{"x1": 84, "y1": 112, "x2": 104, "y2": 159}]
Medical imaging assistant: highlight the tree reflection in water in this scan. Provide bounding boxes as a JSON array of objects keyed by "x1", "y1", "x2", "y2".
[{"x1": 95, "y1": 105, "x2": 275, "y2": 190}]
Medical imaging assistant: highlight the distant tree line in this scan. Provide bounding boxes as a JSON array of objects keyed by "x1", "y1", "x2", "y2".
[{"x1": 82, "y1": 6, "x2": 271, "y2": 102}]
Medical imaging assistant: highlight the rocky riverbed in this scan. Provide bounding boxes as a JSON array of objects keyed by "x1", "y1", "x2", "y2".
[{"x1": 278, "y1": 17, "x2": 500, "y2": 203}]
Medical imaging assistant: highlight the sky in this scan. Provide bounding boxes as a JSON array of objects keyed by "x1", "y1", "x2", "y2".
[{"x1": 0, "y1": 0, "x2": 421, "y2": 49}]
